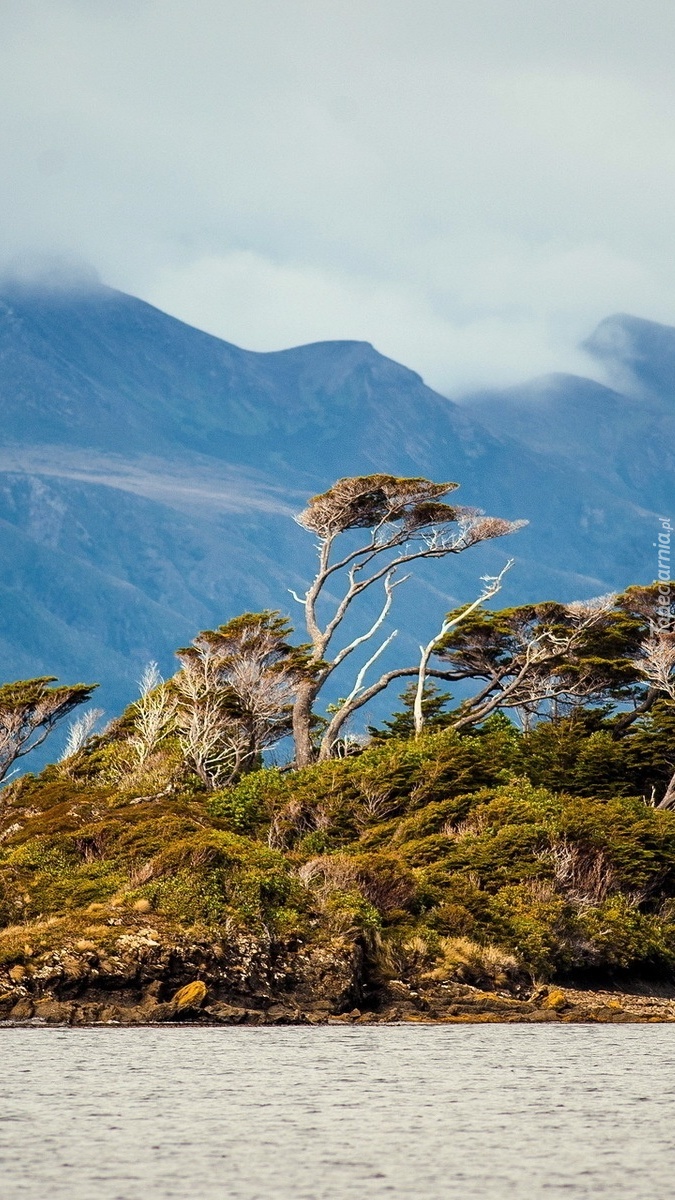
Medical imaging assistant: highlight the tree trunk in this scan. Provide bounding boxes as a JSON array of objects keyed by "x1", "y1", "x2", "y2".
[
  {"x1": 292, "y1": 681, "x2": 318, "y2": 768},
  {"x1": 413, "y1": 643, "x2": 433, "y2": 737},
  {"x1": 657, "y1": 767, "x2": 675, "y2": 810},
  {"x1": 318, "y1": 714, "x2": 345, "y2": 761}
]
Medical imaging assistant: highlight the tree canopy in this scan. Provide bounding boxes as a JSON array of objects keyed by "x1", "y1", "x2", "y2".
[{"x1": 0, "y1": 676, "x2": 96, "y2": 782}]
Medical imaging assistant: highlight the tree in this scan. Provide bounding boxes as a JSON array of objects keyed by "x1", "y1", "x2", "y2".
[
  {"x1": 431, "y1": 593, "x2": 622, "y2": 731},
  {"x1": 610, "y1": 583, "x2": 675, "y2": 734},
  {"x1": 0, "y1": 676, "x2": 96, "y2": 782},
  {"x1": 412, "y1": 560, "x2": 513, "y2": 735},
  {"x1": 128, "y1": 662, "x2": 177, "y2": 769},
  {"x1": 59, "y1": 706, "x2": 105, "y2": 763},
  {"x1": 430, "y1": 583, "x2": 674, "y2": 736},
  {"x1": 632, "y1": 627, "x2": 675, "y2": 807},
  {"x1": 369, "y1": 681, "x2": 454, "y2": 740},
  {"x1": 175, "y1": 611, "x2": 306, "y2": 788},
  {"x1": 290, "y1": 474, "x2": 524, "y2": 764}
]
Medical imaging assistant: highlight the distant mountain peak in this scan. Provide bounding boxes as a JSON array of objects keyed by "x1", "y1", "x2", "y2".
[
  {"x1": 0, "y1": 280, "x2": 459, "y2": 460},
  {"x1": 0, "y1": 255, "x2": 102, "y2": 295},
  {"x1": 584, "y1": 312, "x2": 675, "y2": 398}
]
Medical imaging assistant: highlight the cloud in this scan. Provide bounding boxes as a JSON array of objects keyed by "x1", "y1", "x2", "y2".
[
  {"x1": 151, "y1": 250, "x2": 609, "y2": 393},
  {"x1": 3, "y1": 0, "x2": 675, "y2": 392}
]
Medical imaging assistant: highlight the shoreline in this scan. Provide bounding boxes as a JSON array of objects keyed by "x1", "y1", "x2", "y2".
[{"x1": 2, "y1": 983, "x2": 674, "y2": 1027}]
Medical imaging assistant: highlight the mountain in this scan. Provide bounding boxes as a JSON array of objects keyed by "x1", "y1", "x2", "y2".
[
  {"x1": 585, "y1": 312, "x2": 675, "y2": 401},
  {"x1": 0, "y1": 280, "x2": 671, "y2": 744}
]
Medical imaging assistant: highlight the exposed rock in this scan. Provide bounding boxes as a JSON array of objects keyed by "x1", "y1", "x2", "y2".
[
  {"x1": 9, "y1": 998, "x2": 34, "y2": 1020},
  {"x1": 33, "y1": 999, "x2": 75, "y2": 1023},
  {"x1": 0, "y1": 920, "x2": 673, "y2": 1026},
  {"x1": 172, "y1": 980, "x2": 207, "y2": 1012},
  {"x1": 541, "y1": 988, "x2": 569, "y2": 1011},
  {"x1": 203, "y1": 1002, "x2": 249, "y2": 1024}
]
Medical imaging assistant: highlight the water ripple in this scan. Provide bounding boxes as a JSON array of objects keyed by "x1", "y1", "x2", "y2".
[{"x1": 0, "y1": 1026, "x2": 673, "y2": 1199}]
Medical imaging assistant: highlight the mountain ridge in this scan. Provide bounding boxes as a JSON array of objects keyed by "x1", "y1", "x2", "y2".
[{"x1": 0, "y1": 281, "x2": 671, "y2": 740}]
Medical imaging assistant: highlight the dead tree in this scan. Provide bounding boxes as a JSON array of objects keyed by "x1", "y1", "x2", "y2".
[
  {"x1": 173, "y1": 651, "x2": 244, "y2": 789},
  {"x1": 128, "y1": 662, "x2": 177, "y2": 768},
  {"x1": 0, "y1": 676, "x2": 96, "y2": 783},
  {"x1": 59, "y1": 706, "x2": 105, "y2": 763},
  {"x1": 175, "y1": 611, "x2": 304, "y2": 788},
  {"x1": 290, "y1": 474, "x2": 524, "y2": 764}
]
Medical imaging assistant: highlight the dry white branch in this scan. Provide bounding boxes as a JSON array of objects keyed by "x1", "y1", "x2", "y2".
[
  {"x1": 413, "y1": 559, "x2": 514, "y2": 736},
  {"x1": 129, "y1": 663, "x2": 177, "y2": 768},
  {"x1": 633, "y1": 633, "x2": 675, "y2": 701},
  {"x1": 59, "y1": 707, "x2": 105, "y2": 762}
]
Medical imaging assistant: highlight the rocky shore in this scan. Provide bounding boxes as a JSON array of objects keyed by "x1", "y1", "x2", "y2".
[{"x1": 2, "y1": 919, "x2": 673, "y2": 1027}]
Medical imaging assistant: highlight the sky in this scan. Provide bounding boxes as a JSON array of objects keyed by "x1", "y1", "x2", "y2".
[{"x1": 3, "y1": 0, "x2": 675, "y2": 393}]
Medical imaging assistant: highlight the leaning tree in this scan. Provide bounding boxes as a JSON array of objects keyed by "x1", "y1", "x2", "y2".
[
  {"x1": 0, "y1": 676, "x2": 96, "y2": 783},
  {"x1": 428, "y1": 582, "x2": 674, "y2": 734},
  {"x1": 429, "y1": 594, "x2": 622, "y2": 731},
  {"x1": 290, "y1": 473, "x2": 524, "y2": 764}
]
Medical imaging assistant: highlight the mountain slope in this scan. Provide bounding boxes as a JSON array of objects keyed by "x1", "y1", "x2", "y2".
[{"x1": 0, "y1": 280, "x2": 671, "y2": 741}]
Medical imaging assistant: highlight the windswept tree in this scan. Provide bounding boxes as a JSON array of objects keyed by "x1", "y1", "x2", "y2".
[
  {"x1": 412, "y1": 559, "x2": 513, "y2": 735},
  {"x1": 431, "y1": 593, "x2": 623, "y2": 731},
  {"x1": 423, "y1": 581, "x2": 674, "y2": 742},
  {"x1": 0, "y1": 676, "x2": 96, "y2": 782},
  {"x1": 175, "y1": 611, "x2": 306, "y2": 788},
  {"x1": 290, "y1": 474, "x2": 524, "y2": 764}
]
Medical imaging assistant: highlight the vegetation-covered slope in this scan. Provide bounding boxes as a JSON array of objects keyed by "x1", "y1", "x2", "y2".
[
  {"x1": 0, "y1": 473, "x2": 672, "y2": 1023},
  {"x1": 2, "y1": 711, "x2": 675, "y2": 1025}
]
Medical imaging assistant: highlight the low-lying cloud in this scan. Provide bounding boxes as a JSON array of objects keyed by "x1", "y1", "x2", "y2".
[{"x1": 3, "y1": 0, "x2": 675, "y2": 394}]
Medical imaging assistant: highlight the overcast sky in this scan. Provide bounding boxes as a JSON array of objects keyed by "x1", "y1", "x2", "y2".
[{"x1": 3, "y1": 0, "x2": 675, "y2": 393}]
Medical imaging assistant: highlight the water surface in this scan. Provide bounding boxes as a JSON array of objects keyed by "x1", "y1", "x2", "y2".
[{"x1": 1, "y1": 1025, "x2": 673, "y2": 1199}]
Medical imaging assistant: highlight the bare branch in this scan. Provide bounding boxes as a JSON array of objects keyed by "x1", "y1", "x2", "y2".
[
  {"x1": 345, "y1": 630, "x2": 399, "y2": 706},
  {"x1": 413, "y1": 559, "x2": 514, "y2": 736},
  {"x1": 633, "y1": 633, "x2": 675, "y2": 701},
  {"x1": 290, "y1": 473, "x2": 525, "y2": 764},
  {"x1": 129, "y1": 664, "x2": 177, "y2": 768},
  {"x1": 59, "y1": 707, "x2": 105, "y2": 762},
  {"x1": 331, "y1": 570, "x2": 408, "y2": 671}
]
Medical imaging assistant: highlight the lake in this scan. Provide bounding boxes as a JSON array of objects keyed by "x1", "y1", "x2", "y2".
[{"x1": 1, "y1": 1025, "x2": 673, "y2": 1198}]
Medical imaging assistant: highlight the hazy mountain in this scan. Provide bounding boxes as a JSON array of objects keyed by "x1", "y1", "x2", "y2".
[
  {"x1": 0, "y1": 280, "x2": 671, "y2": 742},
  {"x1": 585, "y1": 312, "x2": 675, "y2": 402}
]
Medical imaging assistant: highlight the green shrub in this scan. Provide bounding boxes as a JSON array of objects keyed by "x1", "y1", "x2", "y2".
[
  {"x1": 208, "y1": 769, "x2": 288, "y2": 834},
  {"x1": 577, "y1": 896, "x2": 675, "y2": 970},
  {"x1": 2, "y1": 705, "x2": 675, "y2": 987},
  {"x1": 323, "y1": 889, "x2": 382, "y2": 936}
]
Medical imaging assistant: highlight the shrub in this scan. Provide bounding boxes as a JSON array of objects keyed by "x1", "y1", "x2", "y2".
[
  {"x1": 208, "y1": 769, "x2": 288, "y2": 835},
  {"x1": 300, "y1": 852, "x2": 416, "y2": 916},
  {"x1": 427, "y1": 935, "x2": 521, "y2": 988}
]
